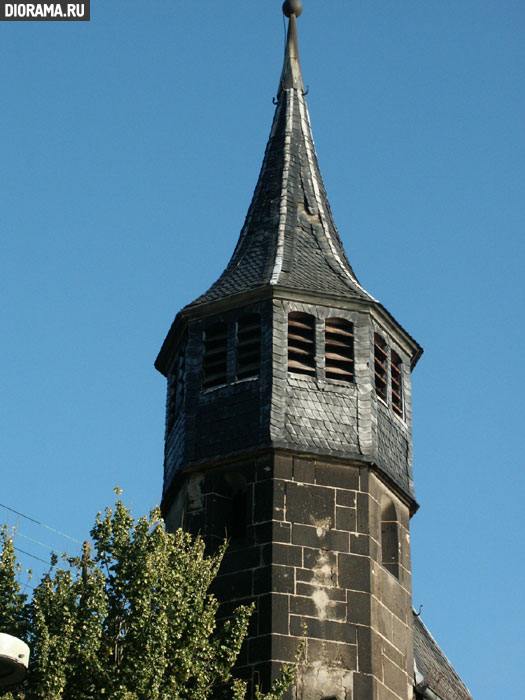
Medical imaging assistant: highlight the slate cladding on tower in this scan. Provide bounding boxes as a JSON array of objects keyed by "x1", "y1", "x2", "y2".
[
  {"x1": 162, "y1": 302, "x2": 274, "y2": 491},
  {"x1": 161, "y1": 297, "x2": 417, "y2": 502},
  {"x1": 186, "y1": 80, "x2": 368, "y2": 307},
  {"x1": 269, "y1": 301, "x2": 417, "y2": 498}
]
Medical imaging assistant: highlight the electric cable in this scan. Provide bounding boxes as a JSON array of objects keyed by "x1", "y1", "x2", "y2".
[{"x1": 0, "y1": 502, "x2": 82, "y2": 544}]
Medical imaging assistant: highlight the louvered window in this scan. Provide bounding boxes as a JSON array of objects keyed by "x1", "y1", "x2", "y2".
[
  {"x1": 391, "y1": 350, "x2": 403, "y2": 417},
  {"x1": 236, "y1": 313, "x2": 261, "y2": 380},
  {"x1": 325, "y1": 318, "x2": 354, "y2": 382},
  {"x1": 166, "y1": 346, "x2": 185, "y2": 435},
  {"x1": 166, "y1": 379, "x2": 177, "y2": 435},
  {"x1": 374, "y1": 333, "x2": 388, "y2": 401},
  {"x1": 202, "y1": 322, "x2": 228, "y2": 389},
  {"x1": 288, "y1": 312, "x2": 316, "y2": 376}
]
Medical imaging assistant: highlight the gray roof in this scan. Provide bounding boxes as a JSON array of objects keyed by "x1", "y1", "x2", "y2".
[
  {"x1": 413, "y1": 612, "x2": 474, "y2": 700},
  {"x1": 186, "y1": 14, "x2": 373, "y2": 311},
  {"x1": 156, "y1": 10, "x2": 422, "y2": 378}
]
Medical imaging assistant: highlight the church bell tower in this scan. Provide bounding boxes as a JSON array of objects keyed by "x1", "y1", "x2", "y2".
[{"x1": 155, "y1": 4, "x2": 471, "y2": 700}]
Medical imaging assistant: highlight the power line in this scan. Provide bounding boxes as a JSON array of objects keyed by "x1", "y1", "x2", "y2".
[
  {"x1": 0, "y1": 502, "x2": 82, "y2": 545},
  {"x1": 14, "y1": 546, "x2": 52, "y2": 566},
  {"x1": 17, "y1": 531, "x2": 57, "y2": 552}
]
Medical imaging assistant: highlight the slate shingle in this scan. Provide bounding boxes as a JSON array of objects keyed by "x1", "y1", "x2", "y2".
[{"x1": 185, "y1": 57, "x2": 373, "y2": 311}]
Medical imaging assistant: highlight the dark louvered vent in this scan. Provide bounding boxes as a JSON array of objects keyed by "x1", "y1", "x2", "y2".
[
  {"x1": 203, "y1": 322, "x2": 228, "y2": 389},
  {"x1": 288, "y1": 312, "x2": 316, "y2": 376},
  {"x1": 391, "y1": 350, "x2": 403, "y2": 417},
  {"x1": 325, "y1": 318, "x2": 354, "y2": 382},
  {"x1": 236, "y1": 313, "x2": 261, "y2": 380},
  {"x1": 166, "y1": 378, "x2": 177, "y2": 435},
  {"x1": 176, "y1": 350, "x2": 185, "y2": 404},
  {"x1": 374, "y1": 333, "x2": 388, "y2": 401},
  {"x1": 166, "y1": 343, "x2": 185, "y2": 435}
]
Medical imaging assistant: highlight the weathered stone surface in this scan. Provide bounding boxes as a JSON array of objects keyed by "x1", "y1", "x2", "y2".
[
  {"x1": 303, "y1": 547, "x2": 337, "y2": 572},
  {"x1": 353, "y1": 673, "x2": 374, "y2": 697},
  {"x1": 381, "y1": 637, "x2": 406, "y2": 675},
  {"x1": 296, "y1": 582, "x2": 346, "y2": 602},
  {"x1": 382, "y1": 655, "x2": 409, "y2": 699},
  {"x1": 335, "y1": 506, "x2": 357, "y2": 532},
  {"x1": 350, "y1": 532, "x2": 371, "y2": 556},
  {"x1": 272, "y1": 634, "x2": 303, "y2": 663},
  {"x1": 290, "y1": 615, "x2": 356, "y2": 645},
  {"x1": 272, "y1": 543, "x2": 303, "y2": 567},
  {"x1": 338, "y1": 553, "x2": 371, "y2": 592},
  {"x1": 357, "y1": 491, "x2": 370, "y2": 535},
  {"x1": 253, "y1": 520, "x2": 291, "y2": 545},
  {"x1": 356, "y1": 626, "x2": 379, "y2": 674},
  {"x1": 293, "y1": 457, "x2": 315, "y2": 484},
  {"x1": 274, "y1": 454, "x2": 293, "y2": 480},
  {"x1": 336, "y1": 488, "x2": 357, "y2": 508},
  {"x1": 286, "y1": 482, "x2": 334, "y2": 525},
  {"x1": 258, "y1": 593, "x2": 290, "y2": 636},
  {"x1": 347, "y1": 590, "x2": 371, "y2": 625},
  {"x1": 316, "y1": 462, "x2": 360, "y2": 490},
  {"x1": 306, "y1": 638, "x2": 357, "y2": 670}
]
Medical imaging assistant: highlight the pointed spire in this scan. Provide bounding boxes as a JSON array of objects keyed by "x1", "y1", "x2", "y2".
[
  {"x1": 185, "y1": 2, "x2": 374, "y2": 310},
  {"x1": 278, "y1": 2, "x2": 304, "y2": 95}
]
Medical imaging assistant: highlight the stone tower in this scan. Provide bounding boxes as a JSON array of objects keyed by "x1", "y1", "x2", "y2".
[{"x1": 156, "y1": 5, "x2": 474, "y2": 700}]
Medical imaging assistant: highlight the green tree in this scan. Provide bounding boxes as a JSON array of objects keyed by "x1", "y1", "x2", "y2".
[{"x1": 0, "y1": 494, "x2": 299, "y2": 700}]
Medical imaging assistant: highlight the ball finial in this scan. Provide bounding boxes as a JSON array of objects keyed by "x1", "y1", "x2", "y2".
[{"x1": 283, "y1": 0, "x2": 303, "y2": 19}]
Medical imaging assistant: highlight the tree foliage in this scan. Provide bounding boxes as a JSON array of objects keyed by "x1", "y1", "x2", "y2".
[{"x1": 0, "y1": 495, "x2": 299, "y2": 700}]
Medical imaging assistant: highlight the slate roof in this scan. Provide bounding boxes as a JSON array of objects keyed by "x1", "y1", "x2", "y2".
[
  {"x1": 413, "y1": 612, "x2": 474, "y2": 700},
  {"x1": 186, "y1": 14, "x2": 374, "y2": 310}
]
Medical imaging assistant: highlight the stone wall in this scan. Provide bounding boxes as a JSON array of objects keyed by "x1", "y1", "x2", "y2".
[{"x1": 165, "y1": 450, "x2": 414, "y2": 700}]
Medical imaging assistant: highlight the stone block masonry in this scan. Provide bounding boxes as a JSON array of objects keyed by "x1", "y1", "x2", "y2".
[{"x1": 170, "y1": 449, "x2": 414, "y2": 700}]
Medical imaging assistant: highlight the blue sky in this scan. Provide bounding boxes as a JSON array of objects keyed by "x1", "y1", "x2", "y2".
[{"x1": 1, "y1": 2, "x2": 523, "y2": 697}]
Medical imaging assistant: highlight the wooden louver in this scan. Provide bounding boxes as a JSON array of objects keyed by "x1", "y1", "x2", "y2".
[
  {"x1": 166, "y1": 344, "x2": 185, "y2": 435},
  {"x1": 325, "y1": 318, "x2": 354, "y2": 382},
  {"x1": 236, "y1": 313, "x2": 261, "y2": 380},
  {"x1": 391, "y1": 350, "x2": 403, "y2": 417},
  {"x1": 374, "y1": 333, "x2": 388, "y2": 401},
  {"x1": 166, "y1": 378, "x2": 177, "y2": 436},
  {"x1": 202, "y1": 322, "x2": 228, "y2": 389},
  {"x1": 288, "y1": 312, "x2": 315, "y2": 376}
]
